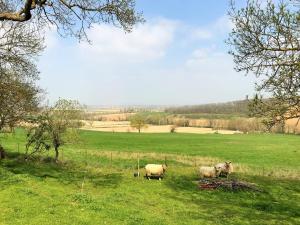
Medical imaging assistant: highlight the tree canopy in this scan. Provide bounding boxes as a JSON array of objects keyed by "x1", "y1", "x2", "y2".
[
  {"x1": 130, "y1": 114, "x2": 147, "y2": 133},
  {"x1": 26, "y1": 98, "x2": 84, "y2": 161},
  {"x1": 0, "y1": 21, "x2": 43, "y2": 79},
  {"x1": 0, "y1": 0, "x2": 143, "y2": 40},
  {"x1": 0, "y1": 74, "x2": 40, "y2": 132},
  {"x1": 228, "y1": 0, "x2": 300, "y2": 128}
]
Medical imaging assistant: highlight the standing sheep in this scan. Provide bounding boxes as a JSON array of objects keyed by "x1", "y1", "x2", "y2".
[
  {"x1": 199, "y1": 166, "x2": 222, "y2": 178},
  {"x1": 215, "y1": 161, "x2": 233, "y2": 177},
  {"x1": 145, "y1": 164, "x2": 167, "y2": 180}
]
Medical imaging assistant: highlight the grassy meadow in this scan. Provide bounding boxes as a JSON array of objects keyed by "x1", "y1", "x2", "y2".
[{"x1": 0, "y1": 129, "x2": 299, "y2": 224}]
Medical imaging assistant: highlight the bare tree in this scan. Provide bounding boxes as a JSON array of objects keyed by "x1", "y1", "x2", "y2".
[
  {"x1": 227, "y1": 0, "x2": 300, "y2": 129},
  {"x1": 0, "y1": 0, "x2": 143, "y2": 40},
  {"x1": 0, "y1": 21, "x2": 43, "y2": 79}
]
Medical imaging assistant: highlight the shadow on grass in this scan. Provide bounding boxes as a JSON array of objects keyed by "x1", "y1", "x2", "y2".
[
  {"x1": 163, "y1": 173, "x2": 300, "y2": 223},
  {"x1": 1, "y1": 152, "x2": 123, "y2": 189}
]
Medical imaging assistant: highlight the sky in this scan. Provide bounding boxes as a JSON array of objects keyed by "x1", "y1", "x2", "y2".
[{"x1": 38, "y1": 0, "x2": 256, "y2": 106}]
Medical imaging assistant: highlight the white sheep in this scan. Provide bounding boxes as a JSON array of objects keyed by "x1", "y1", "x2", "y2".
[
  {"x1": 199, "y1": 166, "x2": 222, "y2": 178},
  {"x1": 145, "y1": 164, "x2": 167, "y2": 180},
  {"x1": 215, "y1": 161, "x2": 233, "y2": 177}
]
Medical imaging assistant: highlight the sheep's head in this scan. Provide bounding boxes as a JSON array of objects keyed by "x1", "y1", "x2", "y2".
[
  {"x1": 225, "y1": 161, "x2": 231, "y2": 169},
  {"x1": 214, "y1": 166, "x2": 222, "y2": 176},
  {"x1": 162, "y1": 164, "x2": 167, "y2": 172}
]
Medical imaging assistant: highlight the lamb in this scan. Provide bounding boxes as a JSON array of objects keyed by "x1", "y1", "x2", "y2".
[
  {"x1": 145, "y1": 164, "x2": 167, "y2": 180},
  {"x1": 215, "y1": 161, "x2": 233, "y2": 177},
  {"x1": 199, "y1": 166, "x2": 222, "y2": 178}
]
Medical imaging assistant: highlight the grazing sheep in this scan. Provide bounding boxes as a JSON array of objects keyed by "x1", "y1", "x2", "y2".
[
  {"x1": 145, "y1": 164, "x2": 167, "y2": 180},
  {"x1": 199, "y1": 166, "x2": 221, "y2": 178},
  {"x1": 215, "y1": 161, "x2": 233, "y2": 177}
]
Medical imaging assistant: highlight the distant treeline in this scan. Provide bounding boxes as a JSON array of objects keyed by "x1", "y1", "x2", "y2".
[{"x1": 165, "y1": 100, "x2": 250, "y2": 116}]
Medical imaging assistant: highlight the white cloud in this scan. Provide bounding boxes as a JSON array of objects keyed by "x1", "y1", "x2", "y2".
[
  {"x1": 44, "y1": 26, "x2": 59, "y2": 49},
  {"x1": 78, "y1": 19, "x2": 178, "y2": 63},
  {"x1": 188, "y1": 15, "x2": 233, "y2": 41},
  {"x1": 39, "y1": 16, "x2": 255, "y2": 105},
  {"x1": 190, "y1": 29, "x2": 213, "y2": 40},
  {"x1": 213, "y1": 15, "x2": 234, "y2": 34},
  {"x1": 185, "y1": 46, "x2": 225, "y2": 67}
]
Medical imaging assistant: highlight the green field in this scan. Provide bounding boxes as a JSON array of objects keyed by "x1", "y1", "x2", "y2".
[{"x1": 0, "y1": 129, "x2": 299, "y2": 225}]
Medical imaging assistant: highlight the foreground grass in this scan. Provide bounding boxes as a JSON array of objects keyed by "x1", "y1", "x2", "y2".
[{"x1": 0, "y1": 130, "x2": 299, "y2": 225}]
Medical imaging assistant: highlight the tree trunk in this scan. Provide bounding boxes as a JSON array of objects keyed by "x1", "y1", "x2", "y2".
[
  {"x1": 55, "y1": 147, "x2": 59, "y2": 162},
  {"x1": 138, "y1": 128, "x2": 141, "y2": 133},
  {"x1": 0, "y1": 144, "x2": 5, "y2": 159}
]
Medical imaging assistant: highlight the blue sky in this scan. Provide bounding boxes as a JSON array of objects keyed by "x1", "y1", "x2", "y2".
[{"x1": 38, "y1": 0, "x2": 256, "y2": 106}]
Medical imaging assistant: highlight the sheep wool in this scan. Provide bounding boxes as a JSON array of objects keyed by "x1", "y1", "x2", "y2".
[
  {"x1": 199, "y1": 166, "x2": 221, "y2": 178},
  {"x1": 145, "y1": 164, "x2": 167, "y2": 179}
]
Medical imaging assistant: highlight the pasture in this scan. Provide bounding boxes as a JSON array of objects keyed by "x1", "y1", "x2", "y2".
[{"x1": 0, "y1": 129, "x2": 299, "y2": 225}]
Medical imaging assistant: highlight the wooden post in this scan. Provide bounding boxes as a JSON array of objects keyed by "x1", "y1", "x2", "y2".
[
  {"x1": 85, "y1": 148, "x2": 88, "y2": 166},
  {"x1": 81, "y1": 174, "x2": 86, "y2": 193},
  {"x1": 138, "y1": 153, "x2": 140, "y2": 177},
  {"x1": 110, "y1": 152, "x2": 112, "y2": 168},
  {"x1": 81, "y1": 148, "x2": 88, "y2": 193}
]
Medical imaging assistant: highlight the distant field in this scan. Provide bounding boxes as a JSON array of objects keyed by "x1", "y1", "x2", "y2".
[
  {"x1": 181, "y1": 113, "x2": 246, "y2": 119},
  {"x1": 0, "y1": 130, "x2": 299, "y2": 224},
  {"x1": 83, "y1": 110, "x2": 300, "y2": 134},
  {"x1": 81, "y1": 121, "x2": 241, "y2": 134}
]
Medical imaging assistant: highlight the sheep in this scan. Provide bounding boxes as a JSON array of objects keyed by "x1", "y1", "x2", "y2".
[
  {"x1": 145, "y1": 164, "x2": 167, "y2": 180},
  {"x1": 199, "y1": 166, "x2": 221, "y2": 178},
  {"x1": 215, "y1": 161, "x2": 233, "y2": 177}
]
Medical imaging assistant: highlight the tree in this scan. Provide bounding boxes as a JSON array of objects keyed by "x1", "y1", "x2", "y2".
[
  {"x1": 0, "y1": 0, "x2": 144, "y2": 40},
  {"x1": 0, "y1": 75, "x2": 41, "y2": 132},
  {"x1": 26, "y1": 99, "x2": 84, "y2": 161},
  {"x1": 0, "y1": 11, "x2": 43, "y2": 155},
  {"x1": 0, "y1": 21, "x2": 42, "y2": 136},
  {"x1": 0, "y1": 73, "x2": 41, "y2": 157},
  {"x1": 227, "y1": 0, "x2": 300, "y2": 129},
  {"x1": 130, "y1": 114, "x2": 147, "y2": 133},
  {"x1": 0, "y1": 19, "x2": 43, "y2": 131},
  {"x1": 0, "y1": 20, "x2": 43, "y2": 77}
]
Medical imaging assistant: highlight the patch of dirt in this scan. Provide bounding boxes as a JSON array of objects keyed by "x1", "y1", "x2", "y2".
[{"x1": 199, "y1": 179, "x2": 263, "y2": 192}]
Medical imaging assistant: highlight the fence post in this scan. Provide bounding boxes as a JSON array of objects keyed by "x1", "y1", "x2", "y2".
[
  {"x1": 61, "y1": 148, "x2": 64, "y2": 162},
  {"x1": 110, "y1": 152, "x2": 112, "y2": 168},
  {"x1": 138, "y1": 153, "x2": 140, "y2": 177}
]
